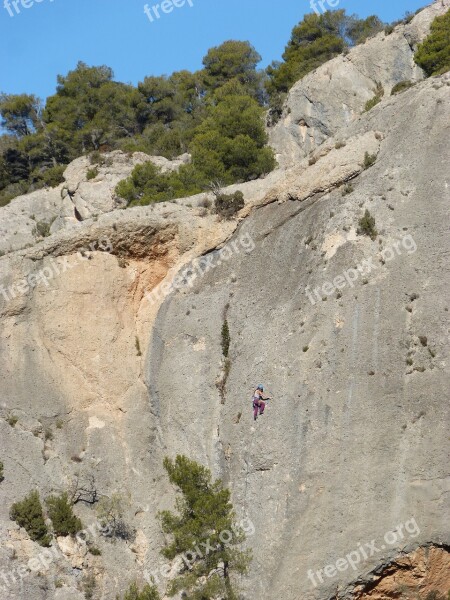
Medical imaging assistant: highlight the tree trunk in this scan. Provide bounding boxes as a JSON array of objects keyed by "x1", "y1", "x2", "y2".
[{"x1": 224, "y1": 560, "x2": 236, "y2": 600}]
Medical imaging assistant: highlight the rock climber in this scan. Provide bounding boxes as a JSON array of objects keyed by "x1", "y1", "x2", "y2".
[{"x1": 252, "y1": 385, "x2": 271, "y2": 421}]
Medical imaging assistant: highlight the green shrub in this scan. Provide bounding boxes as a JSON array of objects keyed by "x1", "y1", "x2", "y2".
[
  {"x1": 46, "y1": 492, "x2": 83, "y2": 536},
  {"x1": 357, "y1": 209, "x2": 378, "y2": 240},
  {"x1": 342, "y1": 183, "x2": 354, "y2": 196},
  {"x1": 82, "y1": 573, "x2": 96, "y2": 600},
  {"x1": 391, "y1": 80, "x2": 415, "y2": 95},
  {"x1": 38, "y1": 165, "x2": 65, "y2": 188},
  {"x1": 7, "y1": 414, "x2": 18, "y2": 427},
  {"x1": 363, "y1": 151, "x2": 377, "y2": 169},
  {"x1": 89, "y1": 150, "x2": 102, "y2": 165},
  {"x1": 384, "y1": 24, "x2": 395, "y2": 35},
  {"x1": 0, "y1": 461, "x2": 4, "y2": 482},
  {"x1": 86, "y1": 167, "x2": 99, "y2": 181},
  {"x1": 122, "y1": 582, "x2": 161, "y2": 600},
  {"x1": 221, "y1": 319, "x2": 230, "y2": 357},
  {"x1": 34, "y1": 219, "x2": 53, "y2": 238},
  {"x1": 116, "y1": 161, "x2": 201, "y2": 206},
  {"x1": 365, "y1": 83, "x2": 384, "y2": 112},
  {"x1": 115, "y1": 95, "x2": 276, "y2": 207},
  {"x1": 135, "y1": 337, "x2": 142, "y2": 357},
  {"x1": 89, "y1": 546, "x2": 102, "y2": 556},
  {"x1": 214, "y1": 190, "x2": 245, "y2": 219},
  {"x1": 10, "y1": 490, "x2": 52, "y2": 546},
  {"x1": 415, "y1": 10, "x2": 450, "y2": 76}
]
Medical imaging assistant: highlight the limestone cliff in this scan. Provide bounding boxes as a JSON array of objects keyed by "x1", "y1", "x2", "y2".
[{"x1": 0, "y1": 3, "x2": 449, "y2": 600}]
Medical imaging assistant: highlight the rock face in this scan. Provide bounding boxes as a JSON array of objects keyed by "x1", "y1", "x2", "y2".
[
  {"x1": 0, "y1": 150, "x2": 190, "y2": 256},
  {"x1": 269, "y1": 0, "x2": 450, "y2": 168},
  {"x1": 61, "y1": 150, "x2": 191, "y2": 222},
  {"x1": 0, "y1": 4, "x2": 449, "y2": 600},
  {"x1": 353, "y1": 545, "x2": 450, "y2": 599}
]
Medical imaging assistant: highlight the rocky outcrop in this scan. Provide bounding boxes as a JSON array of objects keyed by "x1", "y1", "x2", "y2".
[
  {"x1": 61, "y1": 150, "x2": 190, "y2": 222},
  {"x1": 263, "y1": 130, "x2": 382, "y2": 204},
  {"x1": 0, "y1": 150, "x2": 190, "y2": 257},
  {"x1": 147, "y1": 75, "x2": 450, "y2": 600},
  {"x1": 353, "y1": 545, "x2": 450, "y2": 599},
  {"x1": 269, "y1": 0, "x2": 450, "y2": 168},
  {"x1": 0, "y1": 3, "x2": 449, "y2": 599}
]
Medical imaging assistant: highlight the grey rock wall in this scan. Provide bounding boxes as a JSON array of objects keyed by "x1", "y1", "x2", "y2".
[
  {"x1": 0, "y1": 3, "x2": 449, "y2": 598},
  {"x1": 149, "y1": 76, "x2": 450, "y2": 600},
  {"x1": 269, "y1": 0, "x2": 450, "y2": 169}
]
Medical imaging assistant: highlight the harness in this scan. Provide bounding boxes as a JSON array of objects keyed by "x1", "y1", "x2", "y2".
[{"x1": 252, "y1": 392, "x2": 262, "y2": 407}]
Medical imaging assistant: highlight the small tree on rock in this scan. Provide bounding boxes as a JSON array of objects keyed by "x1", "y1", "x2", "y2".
[
  {"x1": 10, "y1": 490, "x2": 52, "y2": 547},
  {"x1": 158, "y1": 455, "x2": 251, "y2": 600},
  {"x1": 415, "y1": 10, "x2": 450, "y2": 76},
  {"x1": 46, "y1": 492, "x2": 83, "y2": 536},
  {"x1": 214, "y1": 191, "x2": 245, "y2": 220}
]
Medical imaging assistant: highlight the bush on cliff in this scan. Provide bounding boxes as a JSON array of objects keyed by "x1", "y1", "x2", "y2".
[
  {"x1": 265, "y1": 10, "x2": 385, "y2": 122},
  {"x1": 215, "y1": 191, "x2": 245, "y2": 220},
  {"x1": 115, "y1": 94, "x2": 275, "y2": 206},
  {"x1": 46, "y1": 492, "x2": 83, "y2": 537},
  {"x1": 415, "y1": 10, "x2": 450, "y2": 76},
  {"x1": 10, "y1": 490, "x2": 52, "y2": 547},
  {"x1": 121, "y1": 582, "x2": 161, "y2": 600}
]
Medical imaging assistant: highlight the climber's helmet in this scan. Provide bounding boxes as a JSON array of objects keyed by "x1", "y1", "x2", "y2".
[{"x1": 257, "y1": 385, "x2": 264, "y2": 391}]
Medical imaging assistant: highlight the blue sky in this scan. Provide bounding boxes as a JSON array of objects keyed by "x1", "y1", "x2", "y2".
[{"x1": 0, "y1": 0, "x2": 428, "y2": 102}]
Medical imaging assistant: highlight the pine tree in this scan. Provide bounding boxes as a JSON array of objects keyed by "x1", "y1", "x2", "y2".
[
  {"x1": 46, "y1": 492, "x2": 83, "y2": 537},
  {"x1": 415, "y1": 10, "x2": 450, "y2": 76},
  {"x1": 10, "y1": 490, "x2": 52, "y2": 547},
  {"x1": 158, "y1": 455, "x2": 251, "y2": 599}
]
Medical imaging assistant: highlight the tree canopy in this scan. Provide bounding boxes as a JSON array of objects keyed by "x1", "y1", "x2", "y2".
[
  {"x1": 0, "y1": 9, "x2": 403, "y2": 207},
  {"x1": 415, "y1": 9, "x2": 450, "y2": 76},
  {"x1": 202, "y1": 40, "x2": 263, "y2": 99},
  {"x1": 0, "y1": 93, "x2": 42, "y2": 137},
  {"x1": 266, "y1": 10, "x2": 386, "y2": 122}
]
